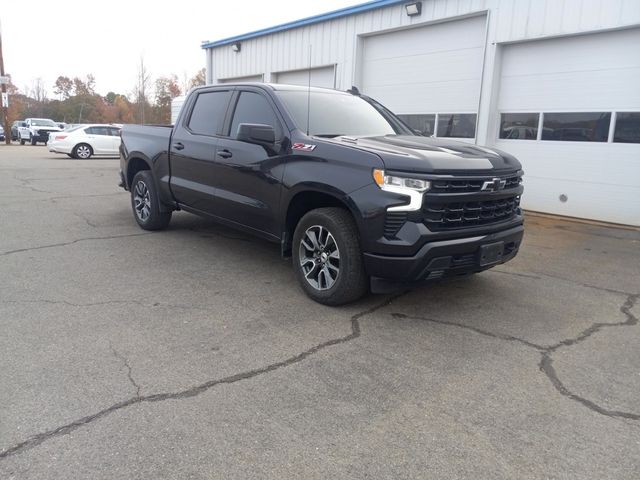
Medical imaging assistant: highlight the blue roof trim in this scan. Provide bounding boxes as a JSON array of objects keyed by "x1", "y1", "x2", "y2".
[{"x1": 201, "y1": 0, "x2": 406, "y2": 49}]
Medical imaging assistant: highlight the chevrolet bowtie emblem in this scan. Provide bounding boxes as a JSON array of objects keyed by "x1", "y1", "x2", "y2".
[{"x1": 481, "y1": 178, "x2": 507, "y2": 192}]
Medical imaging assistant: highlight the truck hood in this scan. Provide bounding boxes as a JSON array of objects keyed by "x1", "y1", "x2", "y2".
[{"x1": 326, "y1": 135, "x2": 521, "y2": 174}]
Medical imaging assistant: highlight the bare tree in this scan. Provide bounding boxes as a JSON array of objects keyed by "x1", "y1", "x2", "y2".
[
  {"x1": 31, "y1": 77, "x2": 47, "y2": 103},
  {"x1": 134, "y1": 56, "x2": 152, "y2": 124}
]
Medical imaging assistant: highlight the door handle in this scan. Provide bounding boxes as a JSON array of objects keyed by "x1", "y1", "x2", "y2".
[
  {"x1": 172, "y1": 142, "x2": 184, "y2": 151},
  {"x1": 217, "y1": 149, "x2": 232, "y2": 159}
]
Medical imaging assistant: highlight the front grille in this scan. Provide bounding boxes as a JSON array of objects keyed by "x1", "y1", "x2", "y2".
[
  {"x1": 431, "y1": 174, "x2": 522, "y2": 193},
  {"x1": 384, "y1": 212, "x2": 407, "y2": 238},
  {"x1": 423, "y1": 195, "x2": 521, "y2": 230}
]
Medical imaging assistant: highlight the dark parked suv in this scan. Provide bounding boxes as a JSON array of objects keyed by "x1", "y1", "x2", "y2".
[{"x1": 119, "y1": 84, "x2": 524, "y2": 304}]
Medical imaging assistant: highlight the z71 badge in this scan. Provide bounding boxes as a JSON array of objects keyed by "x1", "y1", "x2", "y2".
[{"x1": 292, "y1": 143, "x2": 317, "y2": 152}]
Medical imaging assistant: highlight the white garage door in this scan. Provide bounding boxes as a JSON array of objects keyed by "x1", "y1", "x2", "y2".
[
  {"x1": 275, "y1": 66, "x2": 336, "y2": 89},
  {"x1": 218, "y1": 74, "x2": 264, "y2": 83},
  {"x1": 361, "y1": 15, "x2": 486, "y2": 125},
  {"x1": 494, "y1": 28, "x2": 640, "y2": 226}
]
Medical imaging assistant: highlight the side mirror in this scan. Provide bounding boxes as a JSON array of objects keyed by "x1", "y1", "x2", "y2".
[{"x1": 236, "y1": 123, "x2": 276, "y2": 146}]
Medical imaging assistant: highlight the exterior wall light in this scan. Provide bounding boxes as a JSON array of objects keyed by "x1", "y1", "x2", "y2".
[
  {"x1": 232, "y1": 42, "x2": 241, "y2": 53},
  {"x1": 405, "y1": 2, "x2": 422, "y2": 16}
]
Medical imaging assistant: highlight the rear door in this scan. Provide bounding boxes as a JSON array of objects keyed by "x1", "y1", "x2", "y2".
[
  {"x1": 169, "y1": 88, "x2": 232, "y2": 212},
  {"x1": 107, "y1": 127, "x2": 121, "y2": 155},
  {"x1": 85, "y1": 126, "x2": 111, "y2": 154},
  {"x1": 212, "y1": 88, "x2": 287, "y2": 236}
]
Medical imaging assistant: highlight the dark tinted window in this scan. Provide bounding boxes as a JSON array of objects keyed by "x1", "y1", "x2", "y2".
[
  {"x1": 614, "y1": 112, "x2": 640, "y2": 144},
  {"x1": 229, "y1": 91, "x2": 281, "y2": 138},
  {"x1": 542, "y1": 112, "x2": 610, "y2": 142},
  {"x1": 437, "y1": 114, "x2": 476, "y2": 138},
  {"x1": 500, "y1": 113, "x2": 539, "y2": 140},
  {"x1": 188, "y1": 90, "x2": 230, "y2": 136},
  {"x1": 108, "y1": 127, "x2": 121, "y2": 136},
  {"x1": 397, "y1": 114, "x2": 436, "y2": 136},
  {"x1": 277, "y1": 90, "x2": 396, "y2": 137}
]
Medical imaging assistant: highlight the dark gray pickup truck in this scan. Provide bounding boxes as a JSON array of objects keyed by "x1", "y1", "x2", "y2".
[{"x1": 119, "y1": 83, "x2": 524, "y2": 305}]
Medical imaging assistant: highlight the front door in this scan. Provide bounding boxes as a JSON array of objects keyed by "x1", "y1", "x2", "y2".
[{"x1": 212, "y1": 89, "x2": 287, "y2": 237}]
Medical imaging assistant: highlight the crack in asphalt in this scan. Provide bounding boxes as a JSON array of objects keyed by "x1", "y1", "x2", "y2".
[
  {"x1": 73, "y1": 212, "x2": 98, "y2": 228},
  {"x1": 11, "y1": 174, "x2": 53, "y2": 194},
  {"x1": 493, "y1": 269, "x2": 635, "y2": 296},
  {"x1": 109, "y1": 343, "x2": 141, "y2": 399},
  {"x1": 392, "y1": 293, "x2": 640, "y2": 421},
  {"x1": 0, "y1": 294, "x2": 404, "y2": 460},
  {"x1": 1, "y1": 298, "x2": 227, "y2": 313},
  {"x1": 0, "y1": 233, "x2": 151, "y2": 257}
]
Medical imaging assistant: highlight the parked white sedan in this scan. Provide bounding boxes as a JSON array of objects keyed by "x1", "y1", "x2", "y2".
[{"x1": 47, "y1": 124, "x2": 122, "y2": 159}]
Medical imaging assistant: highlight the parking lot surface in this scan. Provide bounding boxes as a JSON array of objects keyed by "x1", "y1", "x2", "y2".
[{"x1": 1, "y1": 144, "x2": 639, "y2": 479}]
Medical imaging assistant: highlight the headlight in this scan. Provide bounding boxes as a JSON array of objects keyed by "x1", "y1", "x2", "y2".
[{"x1": 373, "y1": 169, "x2": 430, "y2": 211}]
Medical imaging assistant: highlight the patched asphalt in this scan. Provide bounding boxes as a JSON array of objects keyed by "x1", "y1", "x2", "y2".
[{"x1": 1, "y1": 144, "x2": 639, "y2": 479}]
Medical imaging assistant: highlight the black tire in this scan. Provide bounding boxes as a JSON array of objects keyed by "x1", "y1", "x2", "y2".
[
  {"x1": 292, "y1": 207, "x2": 368, "y2": 305},
  {"x1": 73, "y1": 143, "x2": 93, "y2": 159},
  {"x1": 130, "y1": 170, "x2": 172, "y2": 231},
  {"x1": 30, "y1": 135, "x2": 37, "y2": 145},
  {"x1": 66, "y1": 154, "x2": 74, "y2": 158},
  {"x1": 20, "y1": 139, "x2": 25, "y2": 145}
]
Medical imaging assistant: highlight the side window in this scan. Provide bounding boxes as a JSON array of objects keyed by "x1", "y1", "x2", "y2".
[
  {"x1": 614, "y1": 112, "x2": 640, "y2": 144},
  {"x1": 396, "y1": 114, "x2": 436, "y2": 136},
  {"x1": 499, "y1": 113, "x2": 539, "y2": 140},
  {"x1": 85, "y1": 127, "x2": 96, "y2": 135},
  {"x1": 437, "y1": 114, "x2": 477, "y2": 138},
  {"x1": 187, "y1": 90, "x2": 230, "y2": 136},
  {"x1": 108, "y1": 127, "x2": 121, "y2": 136},
  {"x1": 541, "y1": 112, "x2": 610, "y2": 142},
  {"x1": 94, "y1": 127, "x2": 109, "y2": 136},
  {"x1": 229, "y1": 91, "x2": 281, "y2": 139}
]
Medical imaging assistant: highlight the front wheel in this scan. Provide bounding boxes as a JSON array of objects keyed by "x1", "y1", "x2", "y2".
[
  {"x1": 130, "y1": 170, "x2": 172, "y2": 231},
  {"x1": 30, "y1": 135, "x2": 37, "y2": 146},
  {"x1": 292, "y1": 207, "x2": 368, "y2": 305}
]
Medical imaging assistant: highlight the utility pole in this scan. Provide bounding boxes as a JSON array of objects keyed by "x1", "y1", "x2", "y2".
[{"x1": 0, "y1": 22, "x2": 11, "y2": 145}]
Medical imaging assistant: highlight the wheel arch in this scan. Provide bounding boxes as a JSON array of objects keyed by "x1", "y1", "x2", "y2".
[{"x1": 281, "y1": 186, "x2": 362, "y2": 257}]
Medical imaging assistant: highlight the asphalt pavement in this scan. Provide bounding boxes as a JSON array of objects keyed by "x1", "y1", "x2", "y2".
[{"x1": 0, "y1": 144, "x2": 639, "y2": 479}]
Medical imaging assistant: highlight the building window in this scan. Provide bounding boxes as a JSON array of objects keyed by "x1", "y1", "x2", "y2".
[
  {"x1": 541, "y1": 112, "x2": 611, "y2": 142},
  {"x1": 436, "y1": 114, "x2": 476, "y2": 138},
  {"x1": 499, "y1": 113, "x2": 539, "y2": 140},
  {"x1": 613, "y1": 112, "x2": 640, "y2": 144},
  {"x1": 396, "y1": 114, "x2": 436, "y2": 136}
]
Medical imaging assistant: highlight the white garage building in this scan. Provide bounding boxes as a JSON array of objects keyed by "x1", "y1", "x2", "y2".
[{"x1": 202, "y1": 0, "x2": 640, "y2": 226}]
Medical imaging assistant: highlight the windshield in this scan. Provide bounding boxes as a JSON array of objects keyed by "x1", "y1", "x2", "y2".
[
  {"x1": 31, "y1": 119, "x2": 57, "y2": 127},
  {"x1": 276, "y1": 90, "x2": 404, "y2": 137}
]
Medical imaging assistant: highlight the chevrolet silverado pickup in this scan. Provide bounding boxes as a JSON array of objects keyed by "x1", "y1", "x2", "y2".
[{"x1": 119, "y1": 83, "x2": 524, "y2": 305}]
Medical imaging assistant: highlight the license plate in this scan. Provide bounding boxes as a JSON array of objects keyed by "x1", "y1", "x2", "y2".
[{"x1": 479, "y1": 241, "x2": 504, "y2": 266}]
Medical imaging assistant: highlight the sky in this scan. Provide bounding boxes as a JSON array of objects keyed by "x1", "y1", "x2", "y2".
[{"x1": 1, "y1": 0, "x2": 363, "y2": 98}]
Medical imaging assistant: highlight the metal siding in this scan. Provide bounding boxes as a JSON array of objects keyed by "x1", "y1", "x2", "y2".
[
  {"x1": 498, "y1": 28, "x2": 640, "y2": 111},
  {"x1": 361, "y1": 15, "x2": 486, "y2": 113}
]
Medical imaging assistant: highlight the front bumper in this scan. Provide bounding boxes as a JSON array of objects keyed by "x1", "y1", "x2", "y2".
[{"x1": 364, "y1": 224, "x2": 524, "y2": 288}]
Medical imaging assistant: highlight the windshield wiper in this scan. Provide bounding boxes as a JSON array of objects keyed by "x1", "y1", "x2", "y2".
[{"x1": 313, "y1": 134, "x2": 345, "y2": 138}]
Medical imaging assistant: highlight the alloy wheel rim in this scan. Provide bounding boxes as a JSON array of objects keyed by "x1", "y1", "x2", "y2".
[
  {"x1": 299, "y1": 225, "x2": 340, "y2": 291},
  {"x1": 77, "y1": 145, "x2": 91, "y2": 158},
  {"x1": 133, "y1": 181, "x2": 151, "y2": 222}
]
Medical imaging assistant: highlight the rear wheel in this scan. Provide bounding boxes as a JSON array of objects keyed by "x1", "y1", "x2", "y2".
[
  {"x1": 131, "y1": 170, "x2": 172, "y2": 231},
  {"x1": 292, "y1": 207, "x2": 368, "y2": 305},
  {"x1": 73, "y1": 143, "x2": 93, "y2": 159}
]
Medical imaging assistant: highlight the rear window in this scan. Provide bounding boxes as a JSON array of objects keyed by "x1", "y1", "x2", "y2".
[{"x1": 187, "y1": 91, "x2": 231, "y2": 136}]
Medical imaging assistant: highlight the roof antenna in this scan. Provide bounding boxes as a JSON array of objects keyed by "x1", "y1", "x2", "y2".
[
  {"x1": 347, "y1": 85, "x2": 360, "y2": 96},
  {"x1": 306, "y1": 44, "x2": 312, "y2": 136}
]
